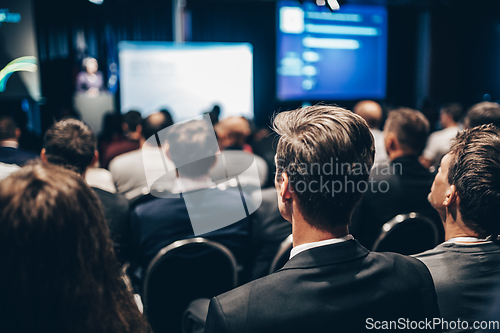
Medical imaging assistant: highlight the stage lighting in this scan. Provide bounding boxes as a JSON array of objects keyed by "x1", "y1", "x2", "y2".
[
  {"x1": 309, "y1": 0, "x2": 341, "y2": 11},
  {"x1": 326, "y1": 0, "x2": 340, "y2": 10},
  {"x1": 89, "y1": 0, "x2": 104, "y2": 4}
]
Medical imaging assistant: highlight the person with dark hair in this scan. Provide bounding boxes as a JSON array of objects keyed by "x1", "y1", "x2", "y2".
[
  {"x1": 463, "y1": 101, "x2": 500, "y2": 129},
  {"x1": 109, "y1": 112, "x2": 176, "y2": 200},
  {"x1": 0, "y1": 162, "x2": 149, "y2": 333},
  {"x1": 102, "y1": 110, "x2": 143, "y2": 168},
  {"x1": 0, "y1": 116, "x2": 38, "y2": 166},
  {"x1": 354, "y1": 100, "x2": 389, "y2": 165},
  {"x1": 204, "y1": 105, "x2": 440, "y2": 333},
  {"x1": 131, "y1": 118, "x2": 250, "y2": 272},
  {"x1": 351, "y1": 107, "x2": 442, "y2": 249},
  {"x1": 415, "y1": 124, "x2": 500, "y2": 332},
  {"x1": 421, "y1": 103, "x2": 463, "y2": 169},
  {"x1": 42, "y1": 119, "x2": 132, "y2": 264},
  {"x1": 211, "y1": 116, "x2": 267, "y2": 188}
]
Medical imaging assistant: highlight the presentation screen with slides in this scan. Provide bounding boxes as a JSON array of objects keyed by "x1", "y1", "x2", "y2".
[
  {"x1": 277, "y1": 1, "x2": 387, "y2": 101},
  {"x1": 119, "y1": 42, "x2": 254, "y2": 122}
]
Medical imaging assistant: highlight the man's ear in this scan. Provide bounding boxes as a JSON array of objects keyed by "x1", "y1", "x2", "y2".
[
  {"x1": 278, "y1": 172, "x2": 292, "y2": 203},
  {"x1": 91, "y1": 151, "x2": 99, "y2": 167},
  {"x1": 443, "y1": 184, "x2": 458, "y2": 207},
  {"x1": 384, "y1": 132, "x2": 398, "y2": 154},
  {"x1": 15, "y1": 128, "x2": 21, "y2": 139},
  {"x1": 40, "y1": 148, "x2": 48, "y2": 162},
  {"x1": 136, "y1": 124, "x2": 142, "y2": 134}
]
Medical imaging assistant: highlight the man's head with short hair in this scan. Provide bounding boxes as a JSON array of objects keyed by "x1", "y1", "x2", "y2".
[
  {"x1": 429, "y1": 125, "x2": 500, "y2": 239},
  {"x1": 167, "y1": 119, "x2": 218, "y2": 178},
  {"x1": 384, "y1": 108, "x2": 430, "y2": 157},
  {"x1": 142, "y1": 112, "x2": 174, "y2": 141},
  {"x1": 273, "y1": 105, "x2": 374, "y2": 232},
  {"x1": 440, "y1": 103, "x2": 463, "y2": 127},
  {"x1": 122, "y1": 110, "x2": 142, "y2": 133},
  {"x1": 214, "y1": 116, "x2": 251, "y2": 149},
  {"x1": 0, "y1": 116, "x2": 19, "y2": 142},
  {"x1": 353, "y1": 100, "x2": 383, "y2": 129},
  {"x1": 42, "y1": 119, "x2": 97, "y2": 175},
  {"x1": 464, "y1": 101, "x2": 500, "y2": 129}
]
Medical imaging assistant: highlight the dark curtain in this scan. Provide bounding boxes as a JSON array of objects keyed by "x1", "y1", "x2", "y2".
[
  {"x1": 34, "y1": 0, "x2": 173, "y2": 130},
  {"x1": 189, "y1": 0, "x2": 276, "y2": 127}
]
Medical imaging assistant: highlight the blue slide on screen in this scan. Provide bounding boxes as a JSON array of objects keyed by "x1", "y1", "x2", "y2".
[{"x1": 277, "y1": 1, "x2": 387, "y2": 101}]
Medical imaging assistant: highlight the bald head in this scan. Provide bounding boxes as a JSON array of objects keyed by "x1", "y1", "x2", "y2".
[{"x1": 353, "y1": 100, "x2": 383, "y2": 129}]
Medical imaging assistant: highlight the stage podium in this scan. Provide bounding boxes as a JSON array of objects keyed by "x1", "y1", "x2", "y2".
[{"x1": 73, "y1": 92, "x2": 115, "y2": 134}]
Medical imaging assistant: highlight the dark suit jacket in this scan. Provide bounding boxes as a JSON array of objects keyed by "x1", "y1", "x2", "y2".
[
  {"x1": 351, "y1": 156, "x2": 442, "y2": 249},
  {"x1": 205, "y1": 240, "x2": 440, "y2": 333},
  {"x1": 131, "y1": 187, "x2": 249, "y2": 270},
  {"x1": 249, "y1": 188, "x2": 291, "y2": 279},
  {"x1": 0, "y1": 146, "x2": 38, "y2": 166},
  {"x1": 92, "y1": 187, "x2": 131, "y2": 264}
]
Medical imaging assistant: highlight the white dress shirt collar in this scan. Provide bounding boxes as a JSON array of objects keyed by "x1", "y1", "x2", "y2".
[
  {"x1": 290, "y1": 234, "x2": 354, "y2": 259},
  {"x1": 0, "y1": 140, "x2": 19, "y2": 149}
]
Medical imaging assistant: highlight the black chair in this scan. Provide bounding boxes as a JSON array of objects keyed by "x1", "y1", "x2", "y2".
[
  {"x1": 268, "y1": 234, "x2": 293, "y2": 274},
  {"x1": 372, "y1": 212, "x2": 440, "y2": 255},
  {"x1": 143, "y1": 237, "x2": 239, "y2": 333}
]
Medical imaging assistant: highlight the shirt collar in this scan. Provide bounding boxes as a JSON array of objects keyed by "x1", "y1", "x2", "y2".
[
  {"x1": 445, "y1": 236, "x2": 493, "y2": 244},
  {"x1": 0, "y1": 140, "x2": 19, "y2": 149},
  {"x1": 290, "y1": 234, "x2": 354, "y2": 259}
]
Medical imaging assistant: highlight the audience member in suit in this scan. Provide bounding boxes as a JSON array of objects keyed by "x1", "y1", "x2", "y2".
[
  {"x1": 131, "y1": 118, "x2": 250, "y2": 272},
  {"x1": 0, "y1": 116, "x2": 38, "y2": 166},
  {"x1": 421, "y1": 103, "x2": 463, "y2": 169},
  {"x1": 204, "y1": 105, "x2": 440, "y2": 333},
  {"x1": 250, "y1": 128, "x2": 279, "y2": 188},
  {"x1": 463, "y1": 101, "x2": 500, "y2": 129},
  {"x1": 41, "y1": 119, "x2": 132, "y2": 264},
  {"x1": 354, "y1": 100, "x2": 389, "y2": 165},
  {"x1": 211, "y1": 116, "x2": 268, "y2": 189},
  {"x1": 102, "y1": 111, "x2": 142, "y2": 168},
  {"x1": 0, "y1": 163, "x2": 148, "y2": 333},
  {"x1": 351, "y1": 108, "x2": 442, "y2": 249},
  {"x1": 415, "y1": 125, "x2": 500, "y2": 332},
  {"x1": 109, "y1": 111, "x2": 176, "y2": 200},
  {"x1": 249, "y1": 187, "x2": 291, "y2": 279}
]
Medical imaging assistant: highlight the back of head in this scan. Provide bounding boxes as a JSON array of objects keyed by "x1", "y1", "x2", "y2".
[
  {"x1": 447, "y1": 124, "x2": 500, "y2": 238},
  {"x1": 273, "y1": 105, "x2": 374, "y2": 230},
  {"x1": 441, "y1": 102, "x2": 463, "y2": 124},
  {"x1": 0, "y1": 116, "x2": 17, "y2": 142},
  {"x1": 123, "y1": 110, "x2": 142, "y2": 132},
  {"x1": 353, "y1": 100, "x2": 383, "y2": 129},
  {"x1": 464, "y1": 101, "x2": 500, "y2": 129},
  {"x1": 142, "y1": 112, "x2": 174, "y2": 140},
  {"x1": 43, "y1": 119, "x2": 96, "y2": 174},
  {"x1": 167, "y1": 119, "x2": 218, "y2": 178},
  {"x1": 384, "y1": 108, "x2": 430, "y2": 156},
  {"x1": 0, "y1": 162, "x2": 148, "y2": 333},
  {"x1": 214, "y1": 116, "x2": 251, "y2": 149}
]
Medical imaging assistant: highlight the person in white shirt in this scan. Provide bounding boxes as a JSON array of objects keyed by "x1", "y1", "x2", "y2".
[
  {"x1": 109, "y1": 112, "x2": 176, "y2": 200},
  {"x1": 420, "y1": 103, "x2": 463, "y2": 169}
]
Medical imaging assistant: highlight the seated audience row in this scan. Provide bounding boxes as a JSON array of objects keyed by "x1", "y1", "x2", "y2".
[{"x1": 1, "y1": 100, "x2": 500, "y2": 333}]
